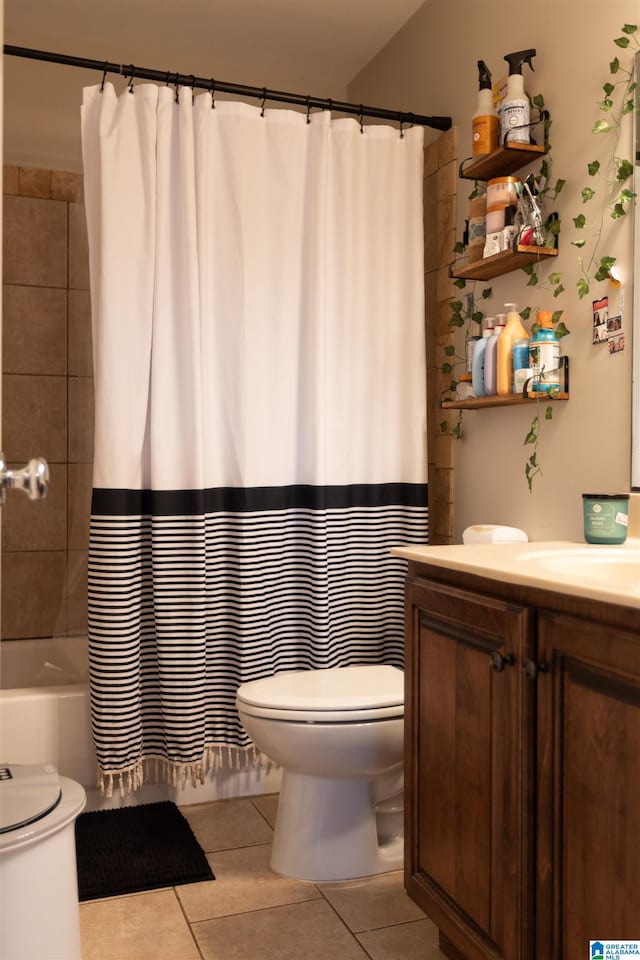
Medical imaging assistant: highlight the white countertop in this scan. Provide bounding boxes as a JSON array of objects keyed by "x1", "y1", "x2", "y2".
[{"x1": 392, "y1": 538, "x2": 640, "y2": 610}]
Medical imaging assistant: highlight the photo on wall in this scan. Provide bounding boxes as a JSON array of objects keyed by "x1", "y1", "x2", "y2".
[{"x1": 592, "y1": 295, "x2": 609, "y2": 343}]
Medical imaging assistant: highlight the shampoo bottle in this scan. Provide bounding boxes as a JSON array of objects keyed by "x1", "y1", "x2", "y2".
[
  {"x1": 483, "y1": 314, "x2": 505, "y2": 396},
  {"x1": 501, "y1": 49, "x2": 536, "y2": 145},
  {"x1": 471, "y1": 317, "x2": 495, "y2": 397},
  {"x1": 497, "y1": 303, "x2": 529, "y2": 396},
  {"x1": 472, "y1": 61, "x2": 499, "y2": 156},
  {"x1": 529, "y1": 310, "x2": 561, "y2": 392}
]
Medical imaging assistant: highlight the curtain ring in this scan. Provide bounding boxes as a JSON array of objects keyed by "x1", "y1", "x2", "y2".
[
  {"x1": 100, "y1": 62, "x2": 108, "y2": 93},
  {"x1": 189, "y1": 74, "x2": 196, "y2": 104},
  {"x1": 399, "y1": 115, "x2": 404, "y2": 139},
  {"x1": 306, "y1": 95, "x2": 311, "y2": 125},
  {"x1": 165, "y1": 71, "x2": 171, "y2": 86},
  {"x1": 210, "y1": 78, "x2": 216, "y2": 109},
  {"x1": 325, "y1": 97, "x2": 333, "y2": 114},
  {"x1": 260, "y1": 87, "x2": 267, "y2": 117},
  {"x1": 359, "y1": 104, "x2": 364, "y2": 134},
  {"x1": 174, "y1": 73, "x2": 180, "y2": 104},
  {"x1": 127, "y1": 65, "x2": 135, "y2": 94}
]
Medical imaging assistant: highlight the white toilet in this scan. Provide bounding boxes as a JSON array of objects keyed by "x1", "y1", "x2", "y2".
[
  {"x1": 236, "y1": 664, "x2": 404, "y2": 882},
  {"x1": 0, "y1": 763, "x2": 86, "y2": 960}
]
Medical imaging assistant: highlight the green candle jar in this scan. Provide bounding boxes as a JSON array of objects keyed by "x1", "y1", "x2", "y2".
[{"x1": 582, "y1": 493, "x2": 630, "y2": 545}]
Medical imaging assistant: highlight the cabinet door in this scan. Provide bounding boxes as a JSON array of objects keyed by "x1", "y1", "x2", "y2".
[
  {"x1": 405, "y1": 577, "x2": 535, "y2": 960},
  {"x1": 536, "y1": 611, "x2": 640, "y2": 960}
]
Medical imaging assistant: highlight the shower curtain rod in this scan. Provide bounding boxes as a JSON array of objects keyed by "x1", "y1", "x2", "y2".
[{"x1": 4, "y1": 44, "x2": 452, "y2": 132}]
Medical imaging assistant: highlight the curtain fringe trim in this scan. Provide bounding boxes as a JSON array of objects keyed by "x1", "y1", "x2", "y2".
[{"x1": 96, "y1": 743, "x2": 272, "y2": 798}]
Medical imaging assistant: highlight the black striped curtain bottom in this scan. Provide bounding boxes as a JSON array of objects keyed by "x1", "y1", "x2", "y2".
[{"x1": 88, "y1": 483, "x2": 428, "y2": 794}]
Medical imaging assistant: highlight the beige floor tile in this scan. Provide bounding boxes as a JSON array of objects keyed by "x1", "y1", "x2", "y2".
[
  {"x1": 358, "y1": 918, "x2": 445, "y2": 959},
  {"x1": 176, "y1": 841, "x2": 319, "y2": 922},
  {"x1": 319, "y1": 870, "x2": 426, "y2": 933},
  {"x1": 80, "y1": 889, "x2": 200, "y2": 960},
  {"x1": 251, "y1": 792, "x2": 279, "y2": 828},
  {"x1": 180, "y1": 796, "x2": 274, "y2": 852},
  {"x1": 193, "y1": 897, "x2": 370, "y2": 960}
]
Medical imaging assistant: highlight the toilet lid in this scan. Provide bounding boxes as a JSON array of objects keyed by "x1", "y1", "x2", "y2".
[
  {"x1": 236, "y1": 665, "x2": 403, "y2": 713},
  {"x1": 0, "y1": 763, "x2": 62, "y2": 834}
]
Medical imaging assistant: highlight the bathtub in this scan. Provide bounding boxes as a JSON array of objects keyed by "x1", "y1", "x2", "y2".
[
  {"x1": 0, "y1": 636, "x2": 96, "y2": 788},
  {"x1": 0, "y1": 635, "x2": 281, "y2": 808}
]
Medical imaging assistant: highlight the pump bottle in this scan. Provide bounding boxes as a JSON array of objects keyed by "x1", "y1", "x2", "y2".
[
  {"x1": 472, "y1": 61, "x2": 499, "y2": 156},
  {"x1": 497, "y1": 303, "x2": 529, "y2": 396},
  {"x1": 501, "y1": 49, "x2": 536, "y2": 145},
  {"x1": 483, "y1": 314, "x2": 506, "y2": 396},
  {"x1": 471, "y1": 318, "x2": 495, "y2": 397}
]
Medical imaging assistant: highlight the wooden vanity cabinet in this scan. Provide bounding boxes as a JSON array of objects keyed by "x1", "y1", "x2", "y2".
[{"x1": 404, "y1": 564, "x2": 640, "y2": 960}]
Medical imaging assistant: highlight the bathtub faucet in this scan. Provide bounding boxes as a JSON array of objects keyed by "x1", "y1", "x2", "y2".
[{"x1": 0, "y1": 452, "x2": 49, "y2": 505}]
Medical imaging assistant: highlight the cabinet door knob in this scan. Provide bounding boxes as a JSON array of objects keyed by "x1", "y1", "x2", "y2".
[
  {"x1": 522, "y1": 659, "x2": 548, "y2": 679},
  {"x1": 489, "y1": 651, "x2": 515, "y2": 672}
]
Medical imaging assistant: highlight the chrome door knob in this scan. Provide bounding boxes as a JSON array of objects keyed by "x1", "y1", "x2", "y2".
[{"x1": 0, "y1": 452, "x2": 50, "y2": 504}]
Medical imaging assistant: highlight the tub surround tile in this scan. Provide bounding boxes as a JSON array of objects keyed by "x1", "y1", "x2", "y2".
[
  {"x1": 2, "y1": 462, "x2": 67, "y2": 552},
  {"x1": 68, "y1": 376, "x2": 95, "y2": 462},
  {"x1": 1, "y1": 550, "x2": 67, "y2": 639},
  {"x1": 18, "y1": 166, "x2": 52, "y2": 199},
  {"x1": 3, "y1": 195, "x2": 67, "y2": 287},
  {"x1": 357, "y1": 918, "x2": 445, "y2": 959},
  {"x1": 181, "y1": 797, "x2": 274, "y2": 854},
  {"x1": 4, "y1": 165, "x2": 20, "y2": 195},
  {"x1": 176, "y1": 842, "x2": 319, "y2": 923},
  {"x1": 192, "y1": 898, "x2": 370, "y2": 960},
  {"x1": 3, "y1": 285, "x2": 67, "y2": 375},
  {"x1": 65, "y1": 549, "x2": 89, "y2": 636},
  {"x1": 319, "y1": 870, "x2": 426, "y2": 933},
  {"x1": 68, "y1": 463, "x2": 93, "y2": 550},
  {"x1": 3, "y1": 373, "x2": 67, "y2": 463},
  {"x1": 68, "y1": 288, "x2": 93, "y2": 376},
  {"x1": 51, "y1": 170, "x2": 83, "y2": 203},
  {"x1": 251, "y1": 792, "x2": 279, "y2": 828},
  {"x1": 69, "y1": 201, "x2": 90, "y2": 290},
  {"x1": 80, "y1": 889, "x2": 201, "y2": 960}
]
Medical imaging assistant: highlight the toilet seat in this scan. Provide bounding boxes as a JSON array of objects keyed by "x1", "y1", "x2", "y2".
[
  {"x1": 0, "y1": 763, "x2": 61, "y2": 837},
  {"x1": 236, "y1": 665, "x2": 404, "y2": 723}
]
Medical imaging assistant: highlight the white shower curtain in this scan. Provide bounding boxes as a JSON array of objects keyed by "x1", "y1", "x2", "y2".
[{"x1": 82, "y1": 81, "x2": 428, "y2": 795}]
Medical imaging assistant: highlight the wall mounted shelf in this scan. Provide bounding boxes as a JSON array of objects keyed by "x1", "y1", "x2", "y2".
[
  {"x1": 450, "y1": 244, "x2": 558, "y2": 281},
  {"x1": 459, "y1": 142, "x2": 547, "y2": 181},
  {"x1": 442, "y1": 392, "x2": 568, "y2": 410}
]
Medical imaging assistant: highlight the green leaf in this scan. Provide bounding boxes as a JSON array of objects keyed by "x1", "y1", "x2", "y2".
[
  {"x1": 622, "y1": 23, "x2": 638, "y2": 34},
  {"x1": 622, "y1": 98, "x2": 635, "y2": 115},
  {"x1": 524, "y1": 423, "x2": 538, "y2": 446},
  {"x1": 592, "y1": 119, "x2": 611, "y2": 134},
  {"x1": 471, "y1": 311, "x2": 484, "y2": 325},
  {"x1": 520, "y1": 306, "x2": 532, "y2": 321},
  {"x1": 573, "y1": 213, "x2": 586, "y2": 229},
  {"x1": 441, "y1": 362, "x2": 453, "y2": 374},
  {"x1": 553, "y1": 284, "x2": 565, "y2": 297},
  {"x1": 551, "y1": 310, "x2": 564, "y2": 324},
  {"x1": 549, "y1": 272, "x2": 562, "y2": 285},
  {"x1": 545, "y1": 406, "x2": 554, "y2": 421},
  {"x1": 616, "y1": 158, "x2": 633, "y2": 181},
  {"x1": 531, "y1": 93, "x2": 545, "y2": 109},
  {"x1": 453, "y1": 241, "x2": 465, "y2": 254},
  {"x1": 594, "y1": 256, "x2": 616, "y2": 281},
  {"x1": 554, "y1": 178, "x2": 566, "y2": 195},
  {"x1": 598, "y1": 97, "x2": 613, "y2": 111},
  {"x1": 620, "y1": 188, "x2": 636, "y2": 202},
  {"x1": 439, "y1": 421, "x2": 448, "y2": 433},
  {"x1": 481, "y1": 287, "x2": 492, "y2": 299},
  {"x1": 555, "y1": 321, "x2": 570, "y2": 339},
  {"x1": 453, "y1": 278, "x2": 466, "y2": 289},
  {"x1": 449, "y1": 315, "x2": 465, "y2": 328},
  {"x1": 444, "y1": 344, "x2": 455, "y2": 356},
  {"x1": 522, "y1": 262, "x2": 535, "y2": 275},
  {"x1": 614, "y1": 36, "x2": 630, "y2": 47},
  {"x1": 451, "y1": 301, "x2": 463, "y2": 311},
  {"x1": 572, "y1": 239, "x2": 587, "y2": 248},
  {"x1": 577, "y1": 278, "x2": 589, "y2": 299},
  {"x1": 610, "y1": 57, "x2": 620, "y2": 74},
  {"x1": 581, "y1": 187, "x2": 595, "y2": 202},
  {"x1": 548, "y1": 386, "x2": 559, "y2": 400},
  {"x1": 611, "y1": 202, "x2": 626, "y2": 219},
  {"x1": 602, "y1": 82, "x2": 615, "y2": 96},
  {"x1": 587, "y1": 160, "x2": 600, "y2": 176},
  {"x1": 526, "y1": 272, "x2": 539, "y2": 287}
]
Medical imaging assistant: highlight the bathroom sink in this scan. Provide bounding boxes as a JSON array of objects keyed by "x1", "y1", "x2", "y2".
[{"x1": 516, "y1": 545, "x2": 640, "y2": 594}]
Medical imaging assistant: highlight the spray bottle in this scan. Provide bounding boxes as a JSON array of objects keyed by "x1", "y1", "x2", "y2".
[
  {"x1": 501, "y1": 49, "x2": 536, "y2": 145},
  {"x1": 483, "y1": 314, "x2": 506, "y2": 396},
  {"x1": 472, "y1": 61, "x2": 499, "y2": 156}
]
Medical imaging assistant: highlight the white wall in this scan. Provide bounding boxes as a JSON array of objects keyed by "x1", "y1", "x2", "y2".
[{"x1": 349, "y1": 0, "x2": 637, "y2": 542}]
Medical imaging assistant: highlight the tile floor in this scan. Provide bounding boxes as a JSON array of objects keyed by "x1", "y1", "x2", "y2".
[{"x1": 79, "y1": 793, "x2": 447, "y2": 960}]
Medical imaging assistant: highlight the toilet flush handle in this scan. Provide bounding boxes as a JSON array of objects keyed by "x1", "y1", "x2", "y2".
[{"x1": 0, "y1": 452, "x2": 50, "y2": 505}]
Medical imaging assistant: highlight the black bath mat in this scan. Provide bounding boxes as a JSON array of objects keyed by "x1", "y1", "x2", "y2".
[{"x1": 75, "y1": 800, "x2": 215, "y2": 901}]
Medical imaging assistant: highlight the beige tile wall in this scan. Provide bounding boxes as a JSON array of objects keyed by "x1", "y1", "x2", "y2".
[{"x1": 2, "y1": 165, "x2": 93, "y2": 640}]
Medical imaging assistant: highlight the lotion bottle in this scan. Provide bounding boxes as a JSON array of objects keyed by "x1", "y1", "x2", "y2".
[
  {"x1": 501, "y1": 49, "x2": 536, "y2": 145},
  {"x1": 472, "y1": 61, "x2": 499, "y2": 156},
  {"x1": 497, "y1": 303, "x2": 529, "y2": 396},
  {"x1": 471, "y1": 317, "x2": 495, "y2": 397},
  {"x1": 483, "y1": 314, "x2": 506, "y2": 396}
]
